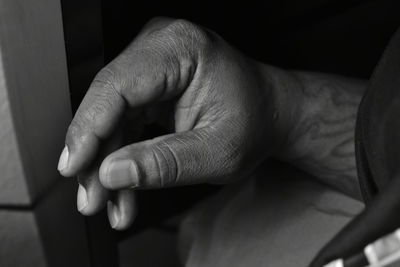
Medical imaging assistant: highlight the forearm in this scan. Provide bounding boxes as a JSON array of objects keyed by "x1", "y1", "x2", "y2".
[{"x1": 259, "y1": 63, "x2": 367, "y2": 199}]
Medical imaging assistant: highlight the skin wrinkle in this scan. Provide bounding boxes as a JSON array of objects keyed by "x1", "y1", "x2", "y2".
[
  {"x1": 191, "y1": 130, "x2": 214, "y2": 177},
  {"x1": 87, "y1": 83, "x2": 122, "y2": 125},
  {"x1": 204, "y1": 126, "x2": 245, "y2": 182},
  {"x1": 145, "y1": 147, "x2": 161, "y2": 188},
  {"x1": 68, "y1": 122, "x2": 100, "y2": 155},
  {"x1": 187, "y1": 88, "x2": 220, "y2": 129},
  {"x1": 167, "y1": 20, "x2": 209, "y2": 55},
  {"x1": 164, "y1": 136, "x2": 187, "y2": 185},
  {"x1": 170, "y1": 56, "x2": 202, "y2": 131},
  {"x1": 153, "y1": 143, "x2": 175, "y2": 188},
  {"x1": 173, "y1": 60, "x2": 202, "y2": 132},
  {"x1": 96, "y1": 67, "x2": 120, "y2": 94},
  {"x1": 122, "y1": 54, "x2": 166, "y2": 104},
  {"x1": 176, "y1": 59, "x2": 190, "y2": 92}
]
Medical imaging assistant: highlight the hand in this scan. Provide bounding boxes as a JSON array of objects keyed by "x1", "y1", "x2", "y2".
[{"x1": 57, "y1": 17, "x2": 284, "y2": 230}]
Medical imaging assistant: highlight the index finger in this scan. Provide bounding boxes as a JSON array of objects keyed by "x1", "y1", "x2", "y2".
[{"x1": 57, "y1": 68, "x2": 126, "y2": 177}]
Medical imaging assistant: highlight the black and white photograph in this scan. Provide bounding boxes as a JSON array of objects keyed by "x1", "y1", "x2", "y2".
[{"x1": 1, "y1": 0, "x2": 400, "y2": 266}]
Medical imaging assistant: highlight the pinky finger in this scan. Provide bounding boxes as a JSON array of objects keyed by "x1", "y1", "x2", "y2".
[{"x1": 107, "y1": 190, "x2": 137, "y2": 230}]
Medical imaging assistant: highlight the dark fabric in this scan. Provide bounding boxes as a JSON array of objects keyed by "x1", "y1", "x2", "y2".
[
  {"x1": 358, "y1": 27, "x2": 400, "y2": 196},
  {"x1": 310, "y1": 27, "x2": 400, "y2": 267}
]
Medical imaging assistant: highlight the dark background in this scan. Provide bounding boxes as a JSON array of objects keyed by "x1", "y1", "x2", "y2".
[
  {"x1": 102, "y1": 0, "x2": 400, "y2": 78},
  {"x1": 60, "y1": 0, "x2": 400, "y2": 236}
]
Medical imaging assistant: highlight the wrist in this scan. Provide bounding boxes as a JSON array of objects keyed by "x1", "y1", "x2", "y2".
[{"x1": 255, "y1": 62, "x2": 304, "y2": 159}]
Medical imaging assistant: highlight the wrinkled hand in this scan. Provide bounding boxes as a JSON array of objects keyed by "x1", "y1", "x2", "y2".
[{"x1": 57, "y1": 18, "x2": 281, "y2": 230}]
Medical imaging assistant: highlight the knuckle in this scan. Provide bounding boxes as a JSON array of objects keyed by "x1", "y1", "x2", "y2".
[
  {"x1": 66, "y1": 119, "x2": 85, "y2": 146},
  {"x1": 168, "y1": 19, "x2": 209, "y2": 44},
  {"x1": 166, "y1": 19, "x2": 197, "y2": 33},
  {"x1": 152, "y1": 19, "x2": 212, "y2": 57},
  {"x1": 68, "y1": 76, "x2": 122, "y2": 142},
  {"x1": 92, "y1": 66, "x2": 121, "y2": 94},
  {"x1": 89, "y1": 68, "x2": 123, "y2": 114}
]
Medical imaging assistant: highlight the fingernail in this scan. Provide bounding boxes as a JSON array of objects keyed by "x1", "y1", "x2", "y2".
[
  {"x1": 106, "y1": 159, "x2": 140, "y2": 188},
  {"x1": 77, "y1": 184, "x2": 88, "y2": 212},
  {"x1": 107, "y1": 201, "x2": 120, "y2": 229},
  {"x1": 323, "y1": 259, "x2": 343, "y2": 267},
  {"x1": 57, "y1": 145, "x2": 69, "y2": 172}
]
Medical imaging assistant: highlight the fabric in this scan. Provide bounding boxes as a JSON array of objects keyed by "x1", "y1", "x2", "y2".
[
  {"x1": 178, "y1": 161, "x2": 363, "y2": 267},
  {"x1": 309, "y1": 27, "x2": 400, "y2": 267}
]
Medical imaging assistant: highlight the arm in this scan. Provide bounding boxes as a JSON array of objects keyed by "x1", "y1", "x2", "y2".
[{"x1": 260, "y1": 64, "x2": 366, "y2": 199}]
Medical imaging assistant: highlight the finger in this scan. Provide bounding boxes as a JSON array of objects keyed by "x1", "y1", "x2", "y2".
[
  {"x1": 77, "y1": 171, "x2": 109, "y2": 216},
  {"x1": 99, "y1": 126, "x2": 239, "y2": 190},
  {"x1": 77, "y1": 127, "x2": 126, "y2": 216},
  {"x1": 58, "y1": 21, "x2": 197, "y2": 178},
  {"x1": 105, "y1": 123, "x2": 141, "y2": 229},
  {"x1": 58, "y1": 72, "x2": 125, "y2": 177},
  {"x1": 107, "y1": 190, "x2": 137, "y2": 230}
]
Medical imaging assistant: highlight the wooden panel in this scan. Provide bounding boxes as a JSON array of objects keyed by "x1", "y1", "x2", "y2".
[
  {"x1": 0, "y1": 61, "x2": 30, "y2": 204},
  {"x1": 0, "y1": 0, "x2": 71, "y2": 204}
]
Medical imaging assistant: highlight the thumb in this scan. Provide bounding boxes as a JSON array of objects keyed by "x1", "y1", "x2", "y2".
[{"x1": 98, "y1": 127, "x2": 240, "y2": 190}]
